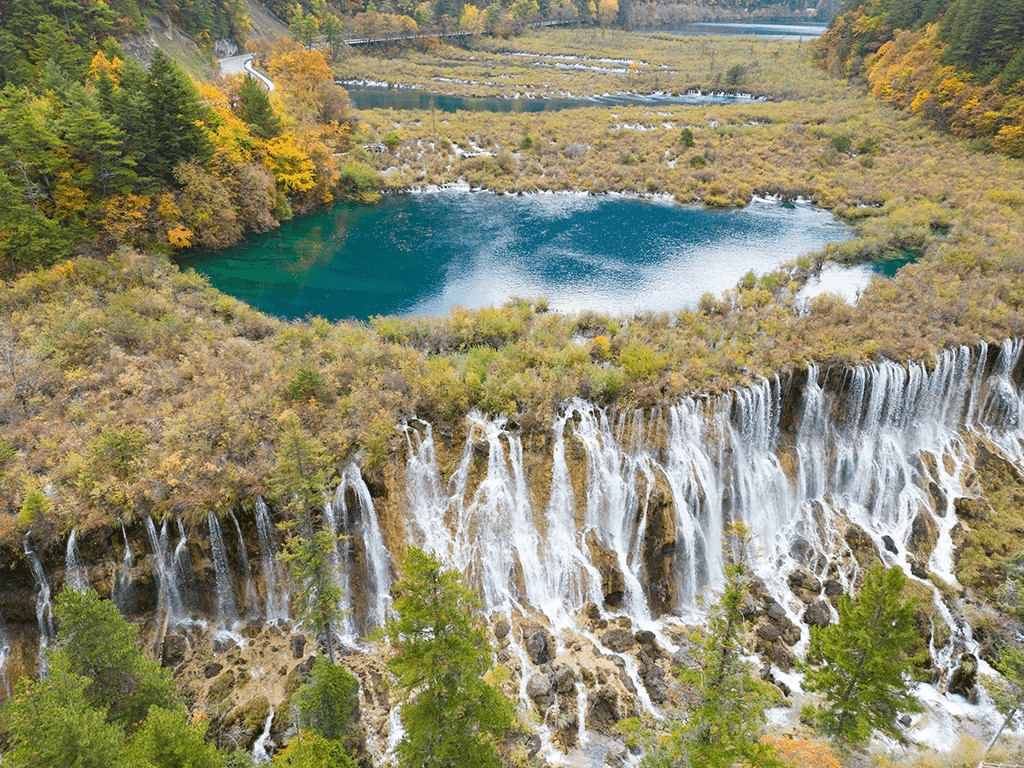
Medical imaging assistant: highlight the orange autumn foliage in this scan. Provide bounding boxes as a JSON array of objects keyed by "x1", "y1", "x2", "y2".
[{"x1": 761, "y1": 735, "x2": 842, "y2": 768}]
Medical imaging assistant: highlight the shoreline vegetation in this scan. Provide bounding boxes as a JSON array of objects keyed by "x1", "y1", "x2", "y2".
[{"x1": 2, "y1": 27, "x2": 1024, "y2": 546}]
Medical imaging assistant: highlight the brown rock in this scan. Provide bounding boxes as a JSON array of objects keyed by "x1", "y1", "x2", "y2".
[
  {"x1": 803, "y1": 600, "x2": 832, "y2": 627},
  {"x1": 525, "y1": 629, "x2": 554, "y2": 666},
  {"x1": 601, "y1": 627, "x2": 635, "y2": 652},
  {"x1": 787, "y1": 567, "x2": 822, "y2": 603},
  {"x1": 586, "y1": 686, "x2": 620, "y2": 733}
]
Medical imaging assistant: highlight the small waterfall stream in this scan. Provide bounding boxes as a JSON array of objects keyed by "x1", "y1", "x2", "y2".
[
  {"x1": 330, "y1": 464, "x2": 393, "y2": 638},
  {"x1": 114, "y1": 522, "x2": 133, "y2": 614},
  {"x1": 208, "y1": 511, "x2": 240, "y2": 631},
  {"x1": 0, "y1": 613, "x2": 11, "y2": 698},
  {"x1": 252, "y1": 707, "x2": 275, "y2": 764},
  {"x1": 230, "y1": 512, "x2": 259, "y2": 618},
  {"x1": 255, "y1": 498, "x2": 289, "y2": 623},
  {"x1": 64, "y1": 528, "x2": 88, "y2": 593},
  {"x1": 22, "y1": 536, "x2": 54, "y2": 676}
]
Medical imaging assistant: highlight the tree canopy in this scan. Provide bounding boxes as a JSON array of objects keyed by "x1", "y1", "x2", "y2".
[
  {"x1": 803, "y1": 565, "x2": 924, "y2": 749},
  {"x1": 384, "y1": 547, "x2": 516, "y2": 768}
]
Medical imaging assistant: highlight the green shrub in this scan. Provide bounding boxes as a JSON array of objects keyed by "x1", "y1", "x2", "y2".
[
  {"x1": 285, "y1": 366, "x2": 331, "y2": 403},
  {"x1": 336, "y1": 161, "x2": 382, "y2": 203},
  {"x1": 18, "y1": 486, "x2": 50, "y2": 530}
]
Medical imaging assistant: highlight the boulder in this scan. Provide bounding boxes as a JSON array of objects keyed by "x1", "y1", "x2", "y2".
[
  {"x1": 601, "y1": 627, "x2": 635, "y2": 652},
  {"x1": 553, "y1": 663, "x2": 576, "y2": 695},
  {"x1": 948, "y1": 653, "x2": 978, "y2": 701},
  {"x1": 803, "y1": 600, "x2": 832, "y2": 628},
  {"x1": 586, "y1": 686, "x2": 620, "y2": 733},
  {"x1": 525, "y1": 629, "x2": 554, "y2": 666},
  {"x1": 908, "y1": 512, "x2": 939, "y2": 561},
  {"x1": 787, "y1": 567, "x2": 822, "y2": 603},
  {"x1": 526, "y1": 672, "x2": 554, "y2": 702}
]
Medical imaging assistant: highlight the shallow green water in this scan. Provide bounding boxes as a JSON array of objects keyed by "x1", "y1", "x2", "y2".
[{"x1": 178, "y1": 192, "x2": 854, "y2": 322}]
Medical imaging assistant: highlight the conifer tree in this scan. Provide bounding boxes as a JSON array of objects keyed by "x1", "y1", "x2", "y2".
[
  {"x1": 384, "y1": 547, "x2": 515, "y2": 768},
  {"x1": 633, "y1": 524, "x2": 782, "y2": 768},
  {"x1": 803, "y1": 565, "x2": 924, "y2": 749},
  {"x1": 272, "y1": 419, "x2": 344, "y2": 664},
  {"x1": 236, "y1": 75, "x2": 280, "y2": 139}
]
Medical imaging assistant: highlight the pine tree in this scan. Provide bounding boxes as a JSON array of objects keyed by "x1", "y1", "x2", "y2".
[
  {"x1": 384, "y1": 548, "x2": 515, "y2": 768},
  {"x1": 633, "y1": 524, "x2": 782, "y2": 768},
  {"x1": 803, "y1": 565, "x2": 924, "y2": 749},
  {"x1": 140, "y1": 50, "x2": 211, "y2": 184},
  {"x1": 236, "y1": 75, "x2": 280, "y2": 139},
  {"x1": 272, "y1": 419, "x2": 344, "y2": 664},
  {"x1": 53, "y1": 586, "x2": 176, "y2": 731}
]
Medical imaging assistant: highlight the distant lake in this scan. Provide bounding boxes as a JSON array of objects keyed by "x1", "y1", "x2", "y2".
[
  {"x1": 657, "y1": 20, "x2": 827, "y2": 41},
  {"x1": 178, "y1": 192, "x2": 857, "y2": 321},
  {"x1": 342, "y1": 83, "x2": 757, "y2": 113}
]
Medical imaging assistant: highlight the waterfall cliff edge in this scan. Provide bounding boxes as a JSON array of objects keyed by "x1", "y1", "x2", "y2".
[{"x1": 3, "y1": 340, "x2": 1024, "y2": 762}]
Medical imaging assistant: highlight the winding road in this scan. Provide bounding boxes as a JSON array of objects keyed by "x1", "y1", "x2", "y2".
[{"x1": 218, "y1": 53, "x2": 275, "y2": 91}]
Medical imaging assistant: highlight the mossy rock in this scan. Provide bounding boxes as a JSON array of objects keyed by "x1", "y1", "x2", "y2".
[
  {"x1": 954, "y1": 445, "x2": 1024, "y2": 596},
  {"x1": 223, "y1": 695, "x2": 270, "y2": 732},
  {"x1": 208, "y1": 670, "x2": 237, "y2": 704}
]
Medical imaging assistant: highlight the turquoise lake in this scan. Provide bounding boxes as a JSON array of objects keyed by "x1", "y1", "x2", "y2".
[{"x1": 178, "y1": 192, "x2": 853, "y2": 322}]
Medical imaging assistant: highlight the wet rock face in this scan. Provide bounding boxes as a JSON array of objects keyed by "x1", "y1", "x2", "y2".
[
  {"x1": 641, "y1": 484, "x2": 677, "y2": 616},
  {"x1": 585, "y1": 532, "x2": 626, "y2": 609},
  {"x1": 525, "y1": 628, "x2": 554, "y2": 666},
  {"x1": 948, "y1": 653, "x2": 978, "y2": 701}
]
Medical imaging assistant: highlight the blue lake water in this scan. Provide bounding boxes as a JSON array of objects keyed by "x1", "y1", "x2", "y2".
[{"x1": 178, "y1": 192, "x2": 854, "y2": 321}]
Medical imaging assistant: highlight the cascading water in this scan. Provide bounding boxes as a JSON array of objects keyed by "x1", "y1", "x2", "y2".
[
  {"x1": 330, "y1": 464, "x2": 393, "y2": 637},
  {"x1": 398, "y1": 340, "x2": 1024, "y2": 750},
  {"x1": 64, "y1": 528, "x2": 88, "y2": 593},
  {"x1": 22, "y1": 536, "x2": 54, "y2": 677},
  {"x1": 208, "y1": 511, "x2": 240, "y2": 631},
  {"x1": 255, "y1": 498, "x2": 289, "y2": 623},
  {"x1": 114, "y1": 522, "x2": 133, "y2": 614},
  {"x1": 252, "y1": 707, "x2": 275, "y2": 764},
  {"x1": 230, "y1": 512, "x2": 259, "y2": 618},
  {"x1": 0, "y1": 613, "x2": 11, "y2": 698}
]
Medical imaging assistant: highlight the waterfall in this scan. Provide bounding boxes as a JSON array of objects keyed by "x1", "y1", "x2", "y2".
[
  {"x1": 255, "y1": 498, "x2": 289, "y2": 623},
  {"x1": 208, "y1": 511, "x2": 240, "y2": 631},
  {"x1": 145, "y1": 516, "x2": 195, "y2": 629},
  {"x1": 0, "y1": 613, "x2": 11, "y2": 698},
  {"x1": 113, "y1": 522, "x2": 133, "y2": 614},
  {"x1": 23, "y1": 535, "x2": 54, "y2": 676},
  {"x1": 230, "y1": 512, "x2": 259, "y2": 618},
  {"x1": 252, "y1": 707, "x2": 275, "y2": 764},
  {"x1": 399, "y1": 341, "x2": 1024, "y2": 701},
  {"x1": 331, "y1": 464, "x2": 393, "y2": 636},
  {"x1": 64, "y1": 528, "x2": 88, "y2": 593}
]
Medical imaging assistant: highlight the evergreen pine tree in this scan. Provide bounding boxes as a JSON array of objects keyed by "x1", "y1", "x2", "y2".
[
  {"x1": 236, "y1": 75, "x2": 280, "y2": 139},
  {"x1": 384, "y1": 548, "x2": 515, "y2": 768},
  {"x1": 272, "y1": 419, "x2": 344, "y2": 664},
  {"x1": 141, "y1": 50, "x2": 211, "y2": 184},
  {"x1": 803, "y1": 565, "x2": 924, "y2": 749},
  {"x1": 633, "y1": 524, "x2": 782, "y2": 768}
]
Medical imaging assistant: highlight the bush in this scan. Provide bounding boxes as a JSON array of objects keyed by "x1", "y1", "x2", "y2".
[
  {"x1": 284, "y1": 366, "x2": 332, "y2": 403},
  {"x1": 336, "y1": 161, "x2": 382, "y2": 203}
]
